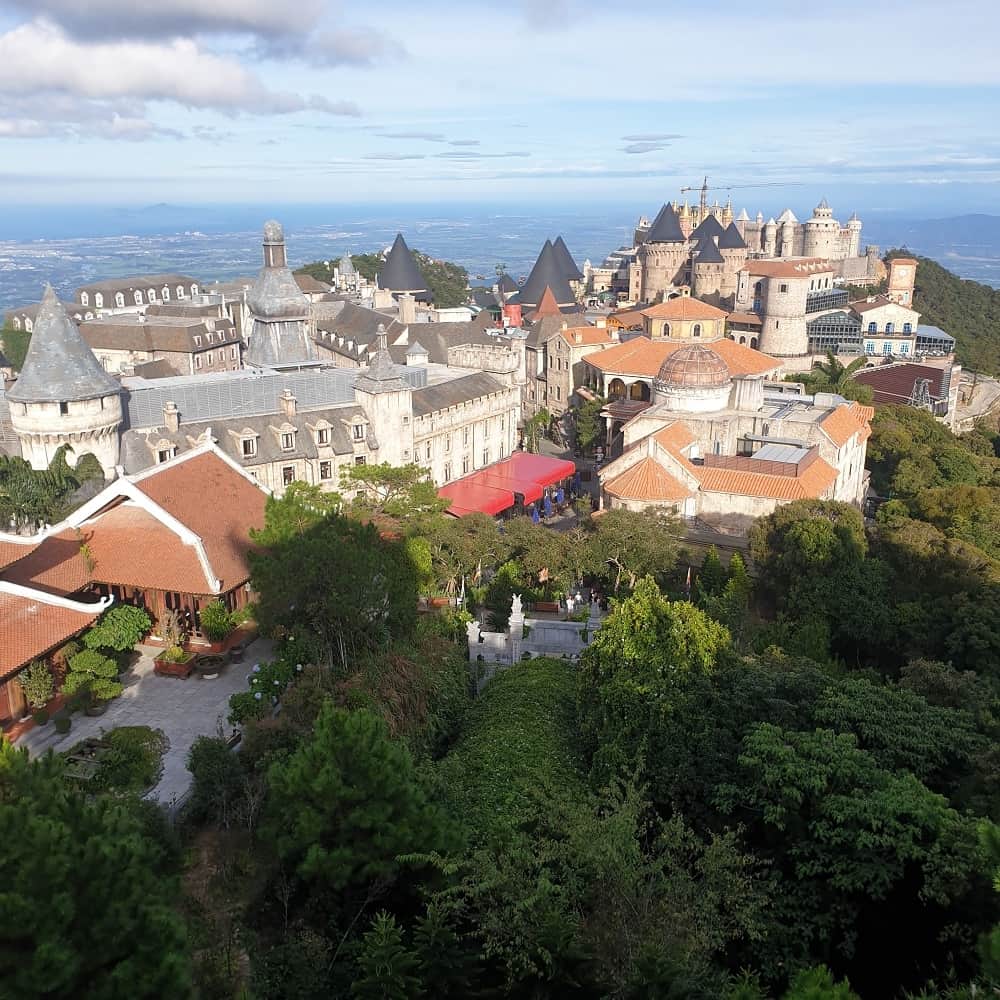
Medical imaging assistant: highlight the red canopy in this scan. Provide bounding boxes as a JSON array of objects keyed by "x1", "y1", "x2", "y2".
[{"x1": 439, "y1": 453, "x2": 576, "y2": 517}]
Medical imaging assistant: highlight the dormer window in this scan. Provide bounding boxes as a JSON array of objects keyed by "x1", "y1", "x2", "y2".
[
  {"x1": 115, "y1": 292, "x2": 125, "y2": 308},
  {"x1": 194, "y1": 336, "x2": 201, "y2": 346},
  {"x1": 95, "y1": 293, "x2": 104, "y2": 308},
  {"x1": 352, "y1": 424, "x2": 365, "y2": 441},
  {"x1": 317, "y1": 428, "x2": 330, "y2": 445},
  {"x1": 157, "y1": 448, "x2": 173, "y2": 464},
  {"x1": 132, "y1": 290, "x2": 142, "y2": 305},
  {"x1": 281, "y1": 431, "x2": 295, "y2": 451},
  {"x1": 242, "y1": 437, "x2": 257, "y2": 458},
  {"x1": 147, "y1": 289, "x2": 156, "y2": 303},
  {"x1": 177, "y1": 285, "x2": 186, "y2": 299},
  {"x1": 162, "y1": 286, "x2": 170, "y2": 301},
  {"x1": 81, "y1": 292, "x2": 90, "y2": 306}
]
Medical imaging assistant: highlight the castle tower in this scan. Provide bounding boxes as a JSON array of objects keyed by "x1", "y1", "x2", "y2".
[
  {"x1": 763, "y1": 218, "x2": 778, "y2": 257},
  {"x1": 776, "y1": 209, "x2": 798, "y2": 257},
  {"x1": 245, "y1": 221, "x2": 317, "y2": 369},
  {"x1": 886, "y1": 257, "x2": 917, "y2": 306},
  {"x1": 637, "y1": 204, "x2": 688, "y2": 302},
  {"x1": 378, "y1": 233, "x2": 430, "y2": 301},
  {"x1": 757, "y1": 273, "x2": 810, "y2": 358},
  {"x1": 846, "y1": 212, "x2": 863, "y2": 257},
  {"x1": 802, "y1": 197, "x2": 839, "y2": 258},
  {"x1": 722, "y1": 198, "x2": 734, "y2": 227},
  {"x1": 717, "y1": 223, "x2": 748, "y2": 306},
  {"x1": 353, "y1": 334, "x2": 414, "y2": 468},
  {"x1": 691, "y1": 237, "x2": 725, "y2": 302},
  {"x1": 8, "y1": 285, "x2": 123, "y2": 479}
]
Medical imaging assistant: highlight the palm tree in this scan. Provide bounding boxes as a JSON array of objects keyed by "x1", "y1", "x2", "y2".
[{"x1": 811, "y1": 351, "x2": 868, "y2": 393}]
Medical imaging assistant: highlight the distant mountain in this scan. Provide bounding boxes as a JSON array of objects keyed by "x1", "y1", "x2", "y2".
[{"x1": 887, "y1": 249, "x2": 1000, "y2": 375}]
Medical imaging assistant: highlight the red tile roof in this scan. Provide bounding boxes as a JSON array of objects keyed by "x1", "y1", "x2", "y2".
[
  {"x1": 604, "y1": 458, "x2": 692, "y2": 503},
  {"x1": 587, "y1": 337, "x2": 780, "y2": 379},
  {"x1": 819, "y1": 401, "x2": 873, "y2": 447},
  {"x1": 0, "y1": 585, "x2": 104, "y2": 679},
  {"x1": 559, "y1": 326, "x2": 617, "y2": 347},
  {"x1": 745, "y1": 258, "x2": 832, "y2": 279},
  {"x1": 641, "y1": 297, "x2": 728, "y2": 320},
  {"x1": 697, "y1": 456, "x2": 838, "y2": 501},
  {"x1": 0, "y1": 538, "x2": 37, "y2": 572}
]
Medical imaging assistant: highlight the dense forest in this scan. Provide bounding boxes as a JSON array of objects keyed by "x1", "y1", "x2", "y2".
[
  {"x1": 295, "y1": 251, "x2": 470, "y2": 309},
  {"x1": 884, "y1": 249, "x2": 1000, "y2": 375},
  {"x1": 5, "y1": 407, "x2": 1000, "y2": 998}
]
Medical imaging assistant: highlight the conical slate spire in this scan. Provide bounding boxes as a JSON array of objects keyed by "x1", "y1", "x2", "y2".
[
  {"x1": 690, "y1": 213, "x2": 725, "y2": 243},
  {"x1": 552, "y1": 235, "x2": 584, "y2": 281},
  {"x1": 532, "y1": 286, "x2": 563, "y2": 317},
  {"x1": 8, "y1": 285, "x2": 119, "y2": 403},
  {"x1": 378, "y1": 234, "x2": 429, "y2": 297},
  {"x1": 517, "y1": 241, "x2": 575, "y2": 307},
  {"x1": 644, "y1": 203, "x2": 686, "y2": 243},
  {"x1": 718, "y1": 221, "x2": 747, "y2": 250},
  {"x1": 694, "y1": 238, "x2": 724, "y2": 264},
  {"x1": 355, "y1": 344, "x2": 408, "y2": 394}
]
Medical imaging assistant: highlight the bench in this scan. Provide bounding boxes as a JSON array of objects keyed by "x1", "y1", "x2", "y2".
[{"x1": 532, "y1": 600, "x2": 561, "y2": 614}]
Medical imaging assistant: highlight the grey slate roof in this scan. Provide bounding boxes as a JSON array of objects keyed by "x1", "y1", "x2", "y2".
[
  {"x1": 718, "y1": 221, "x2": 747, "y2": 250},
  {"x1": 354, "y1": 350, "x2": 409, "y2": 394},
  {"x1": 79, "y1": 315, "x2": 238, "y2": 355},
  {"x1": 552, "y1": 236, "x2": 584, "y2": 281},
  {"x1": 497, "y1": 273, "x2": 518, "y2": 294},
  {"x1": 339, "y1": 253, "x2": 355, "y2": 276},
  {"x1": 694, "y1": 239, "x2": 724, "y2": 264},
  {"x1": 644, "y1": 204, "x2": 686, "y2": 243},
  {"x1": 516, "y1": 241, "x2": 576, "y2": 307},
  {"x1": 406, "y1": 341, "x2": 428, "y2": 357},
  {"x1": 411, "y1": 372, "x2": 506, "y2": 417},
  {"x1": 7, "y1": 286, "x2": 121, "y2": 404},
  {"x1": 75, "y1": 273, "x2": 198, "y2": 297},
  {"x1": 120, "y1": 365, "x2": 429, "y2": 429},
  {"x1": 378, "y1": 234, "x2": 429, "y2": 296},
  {"x1": 690, "y1": 214, "x2": 725, "y2": 243}
]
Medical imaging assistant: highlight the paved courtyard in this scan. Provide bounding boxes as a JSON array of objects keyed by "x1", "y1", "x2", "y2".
[{"x1": 18, "y1": 636, "x2": 275, "y2": 809}]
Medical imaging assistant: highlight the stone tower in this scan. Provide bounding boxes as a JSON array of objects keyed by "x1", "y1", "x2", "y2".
[
  {"x1": 846, "y1": 212, "x2": 863, "y2": 257},
  {"x1": 8, "y1": 285, "x2": 123, "y2": 479},
  {"x1": 637, "y1": 204, "x2": 689, "y2": 302},
  {"x1": 245, "y1": 221, "x2": 317, "y2": 369},
  {"x1": 691, "y1": 238, "x2": 726, "y2": 304},
  {"x1": 802, "y1": 198, "x2": 839, "y2": 258},
  {"x1": 763, "y1": 218, "x2": 778, "y2": 257},
  {"x1": 757, "y1": 274, "x2": 809, "y2": 359},
  {"x1": 886, "y1": 257, "x2": 918, "y2": 306},
  {"x1": 353, "y1": 328, "x2": 413, "y2": 468}
]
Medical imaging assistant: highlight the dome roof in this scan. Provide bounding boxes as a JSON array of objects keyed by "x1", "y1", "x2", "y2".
[
  {"x1": 263, "y1": 220, "x2": 284, "y2": 243},
  {"x1": 655, "y1": 345, "x2": 730, "y2": 389}
]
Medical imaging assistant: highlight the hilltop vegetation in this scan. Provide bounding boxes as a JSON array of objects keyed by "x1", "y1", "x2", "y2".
[
  {"x1": 885, "y1": 248, "x2": 1000, "y2": 374},
  {"x1": 296, "y1": 250, "x2": 469, "y2": 309}
]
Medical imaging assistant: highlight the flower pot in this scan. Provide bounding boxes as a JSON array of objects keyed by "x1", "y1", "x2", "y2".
[
  {"x1": 84, "y1": 701, "x2": 109, "y2": 717},
  {"x1": 32, "y1": 709, "x2": 49, "y2": 726},
  {"x1": 153, "y1": 651, "x2": 197, "y2": 678},
  {"x1": 54, "y1": 715, "x2": 72, "y2": 735}
]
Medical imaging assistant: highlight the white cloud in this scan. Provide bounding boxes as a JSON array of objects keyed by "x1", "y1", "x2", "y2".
[{"x1": 0, "y1": 19, "x2": 356, "y2": 116}]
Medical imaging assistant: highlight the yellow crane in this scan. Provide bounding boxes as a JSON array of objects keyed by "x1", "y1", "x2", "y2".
[{"x1": 679, "y1": 176, "x2": 732, "y2": 219}]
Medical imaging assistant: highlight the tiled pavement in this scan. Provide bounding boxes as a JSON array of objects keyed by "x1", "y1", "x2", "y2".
[{"x1": 18, "y1": 637, "x2": 275, "y2": 809}]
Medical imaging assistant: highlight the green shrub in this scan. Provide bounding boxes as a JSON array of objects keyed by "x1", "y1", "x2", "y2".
[
  {"x1": 83, "y1": 605, "x2": 152, "y2": 652},
  {"x1": 186, "y1": 735, "x2": 246, "y2": 828},
  {"x1": 229, "y1": 659, "x2": 297, "y2": 724},
  {"x1": 54, "y1": 714, "x2": 71, "y2": 734},
  {"x1": 32, "y1": 709, "x2": 49, "y2": 726},
  {"x1": 63, "y1": 648, "x2": 122, "y2": 701},
  {"x1": 158, "y1": 645, "x2": 191, "y2": 664},
  {"x1": 199, "y1": 600, "x2": 233, "y2": 642},
  {"x1": 91, "y1": 727, "x2": 167, "y2": 794},
  {"x1": 17, "y1": 661, "x2": 54, "y2": 709}
]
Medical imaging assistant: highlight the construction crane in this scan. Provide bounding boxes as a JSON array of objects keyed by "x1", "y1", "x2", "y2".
[{"x1": 679, "y1": 176, "x2": 732, "y2": 219}]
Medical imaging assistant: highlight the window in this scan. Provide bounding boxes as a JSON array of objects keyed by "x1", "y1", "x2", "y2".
[
  {"x1": 241, "y1": 437, "x2": 257, "y2": 458},
  {"x1": 157, "y1": 449, "x2": 171, "y2": 464},
  {"x1": 194, "y1": 335, "x2": 202, "y2": 347},
  {"x1": 319, "y1": 461, "x2": 332, "y2": 480},
  {"x1": 482, "y1": 449, "x2": 490, "y2": 466},
  {"x1": 177, "y1": 285, "x2": 185, "y2": 299},
  {"x1": 882, "y1": 343, "x2": 892, "y2": 355},
  {"x1": 402, "y1": 416, "x2": 409, "y2": 425},
  {"x1": 779, "y1": 283, "x2": 788, "y2": 293},
  {"x1": 115, "y1": 292, "x2": 125, "y2": 308},
  {"x1": 692, "y1": 323, "x2": 701, "y2": 338},
  {"x1": 425, "y1": 442, "x2": 432, "y2": 460},
  {"x1": 195, "y1": 355, "x2": 202, "y2": 369},
  {"x1": 355, "y1": 455, "x2": 366, "y2": 466},
  {"x1": 885, "y1": 322, "x2": 895, "y2": 335},
  {"x1": 482, "y1": 420, "x2": 489, "y2": 436},
  {"x1": 59, "y1": 401, "x2": 69, "y2": 416},
  {"x1": 865, "y1": 342, "x2": 876, "y2": 355},
  {"x1": 403, "y1": 449, "x2": 410, "y2": 460},
  {"x1": 903, "y1": 322, "x2": 912, "y2": 333},
  {"x1": 868, "y1": 322, "x2": 877, "y2": 333},
  {"x1": 462, "y1": 457, "x2": 470, "y2": 474},
  {"x1": 444, "y1": 462, "x2": 452, "y2": 481},
  {"x1": 900, "y1": 342, "x2": 910, "y2": 355},
  {"x1": 280, "y1": 432, "x2": 294, "y2": 450},
  {"x1": 133, "y1": 291, "x2": 142, "y2": 305},
  {"x1": 162, "y1": 287, "x2": 170, "y2": 301},
  {"x1": 147, "y1": 289, "x2": 156, "y2": 303},
  {"x1": 230, "y1": 346, "x2": 237, "y2": 360},
  {"x1": 81, "y1": 292, "x2": 89, "y2": 306},
  {"x1": 445, "y1": 435, "x2": 451, "y2": 452},
  {"x1": 282, "y1": 466, "x2": 295, "y2": 486},
  {"x1": 463, "y1": 427, "x2": 469, "y2": 445},
  {"x1": 352, "y1": 424, "x2": 365, "y2": 441},
  {"x1": 317, "y1": 428, "x2": 330, "y2": 445},
  {"x1": 206, "y1": 352, "x2": 213, "y2": 365},
  {"x1": 95, "y1": 293, "x2": 104, "y2": 308},
  {"x1": 500, "y1": 414, "x2": 505, "y2": 430}
]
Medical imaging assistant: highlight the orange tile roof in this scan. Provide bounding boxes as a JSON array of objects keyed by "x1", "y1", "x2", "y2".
[
  {"x1": 697, "y1": 456, "x2": 838, "y2": 501},
  {"x1": 819, "y1": 401, "x2": 873, "y2": 447},
  {"x1": 3, "y1": 504, "x2": 214, "y2": 597},
  {"x1": 0, "y1": 539, "x2": 37, "y2": 572},
  {"x1": 587, "y1": 336, "x2": 780, "y2": 379},
  {"x1": 642, "y1": 297, "x2": 728, "y2": 321},
  {"x1": 653, "y1": 422, "x2": 699, "y2": 471},
  {"x1": 727, "y1": 311, "x2": 763, "y2": 327},
  {"x1": 135, "y1": 451, "x2": 267, "y2": 592},
  {"x1": 605, "y1": 458, "x2": 692, "y2": 503},
  {"x1": 531, "y1": 286, "x2": 562, "y2": 317},
  {"x1": 559, "y1": 326, "x2": 617, "y2": 347},
  {"x1": 607, "y1": 309, "x2": 646, "y2": 329},
  {"x1": 745, "y1": 258, "x2": 832, "y2": 279},
  {"x1": 0, "y1": 588, "x2": 103, "y2": 679}
]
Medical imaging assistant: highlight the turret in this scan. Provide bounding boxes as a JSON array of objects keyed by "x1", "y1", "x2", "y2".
[
  {"x1": 8, "y1": 285, "x2": 123, "y2": 479},
  {"x1": 846, "y1": 212, "x2": 863, "y2": 257},
  {"x1": 763, "y1": 217, "x2": 778, "y2": 257}
]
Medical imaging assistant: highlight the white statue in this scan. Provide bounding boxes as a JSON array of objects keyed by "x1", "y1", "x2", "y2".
[
  {"x1": 511, "y1": 593, "x2": 523, "y2": 618},
  {"x1": 466, "y1": 620, "x2": 481, "y2": 644}
]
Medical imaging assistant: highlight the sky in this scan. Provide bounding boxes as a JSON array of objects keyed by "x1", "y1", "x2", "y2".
[{"x1": 1, "y1": 0, "x2": 1000, "y2": 214}]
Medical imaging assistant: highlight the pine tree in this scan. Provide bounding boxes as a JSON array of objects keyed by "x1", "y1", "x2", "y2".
[
  {"x1": 695, "y1": 546, "x2": 727, "y2": 604},
  {"x1": 351, "y1": 911, "x2": 423, "y2": 999}
]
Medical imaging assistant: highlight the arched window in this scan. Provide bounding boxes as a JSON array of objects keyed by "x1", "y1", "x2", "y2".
[
  {"x1": 662, "y1": 322, "x2": 670, "y2": 337},
  {"x1": 692, "y1": 324, "x2": 701, "y2": 338},
  {"x1": 133, "y1": 290, "x2": 143, "y2": 305},
  {"x1": 885, "y1": 322, "x2": 894, "y2": 334},
  {"x1": 190, "y1": 284, "x2": 198, "y2": 297},
  {"x1": 868, "y1": 322, "x2": 877, "y2": 333},
  {"x1": 115, "y1": 292, "x2": 125, "y2": 308},
  {"x1": 176, "y1": 285, "x2": 186, "y2": 299},
  {"x1": 750, "y1": 337, "x2": 758, "y2": 349},
  {"x1": 95, "y1": 293, "x2": 104, "y2": 308},
  {"x1": 162, "y1": 286, "x2": 170, "y2": 301},
  {"x1": 739, "y1": 335, "x2": 746, "y2": 345},
  {"x1": 903, "y1": 322, "x2": 912, "y2": 333}
]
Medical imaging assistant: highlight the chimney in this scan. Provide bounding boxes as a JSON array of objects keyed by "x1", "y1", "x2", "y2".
[
  {"x1": 398, "y1": 292, "x2": 416, "y2": 326},
  {"x1": 279, "y1": 389, "x2": 297, "y2": 418},
  {"x1": 574, "y1": 330, "x2": 583, "y2": 345},
  {"x1": 164, "y1": 400, "x2": 180, "y2": 432}
]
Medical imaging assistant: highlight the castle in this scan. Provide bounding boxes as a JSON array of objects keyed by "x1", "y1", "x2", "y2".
[{"x1": 625, "y1": 191, "x2": 881, "y2": 309}]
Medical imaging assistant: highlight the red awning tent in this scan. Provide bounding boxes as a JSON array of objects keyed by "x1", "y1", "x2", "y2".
[{"x1": 439, "y1": 453, "x2": 577, "y2": 518}]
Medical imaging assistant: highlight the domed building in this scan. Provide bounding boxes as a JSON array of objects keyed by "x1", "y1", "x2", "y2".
[{"x1": 652, "y1": 344, "x2": 731, "y2": 412}]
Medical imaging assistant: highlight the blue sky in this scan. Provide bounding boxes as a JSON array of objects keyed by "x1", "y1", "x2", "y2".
[{"x1": 1, "y1": 0, "x2": 999, "y2": 213}]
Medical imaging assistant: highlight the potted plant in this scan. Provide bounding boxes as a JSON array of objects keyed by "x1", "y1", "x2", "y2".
[
  {"x1": 17, "y1": 660, "x2": 54, "y2": 718},
  {"x1": 198, "y1": 600, "x2": 233, "y2": 648},
  {"x1": 153, "y1": 610, "x2": 197, "y2": 678},
  {"x1": 54, "y1": 711, "x2": 72, "y2": 735},
  {"x1": 63, "y1": 650, "x2": 123, "y2": 705}
]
